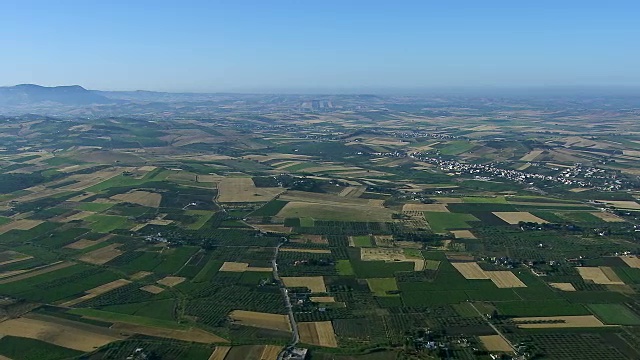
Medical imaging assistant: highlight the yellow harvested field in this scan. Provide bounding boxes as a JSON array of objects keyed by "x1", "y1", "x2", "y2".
[
  {"x1": 338, "y1": 186, "x2": 366, "y2": 198},
  {"x1": 64, "y1": 234, "x2": 112, "y2": 250},
  {"x1": 576, "y1": 266, "x2": 624, "y2": 285},
  {"x1": 493, "y1": 212, "x2": 549, "y2": 225},
  {"x1": 259, "y1": 345, "x2": 283, "y2": 360},
  {"x1": 298, "y1": 321, "x2": 338, "y2": 348},
  {"x1": 140, "y1": 285, "x2": 165, "y2": 294},
  {"x1": 452, "y1": 262, "x2": 489, "y2": 279},
  {"x1": 451, "y1": 230, "x2": 477, "y2": 239},
  {"x1": 0, "y1": 316, "x2": 122, "y2": 352},
  {"x1": 0, "y1": 251, "x2": 32, "y2": 266},
  {"x1": 0, "y1": 219, "x2": 43, "y2": 235},
  {"x1": 78, "y1": 243, "x2": 122, "y2": 265},
  {"x1": 620, "y1": 256, "x2": 640, "y2": 268},
  {"x1": 549, "y1": 282, "x2": 577, "y2": 291},
  {"x1": 217, "y1": 177, "x2": 283, "y2": 203},
  {"x1": 519, "y1": 150, "x2": 545, "y2": 162},
  {"x1": 111, "y1": 190, "x2": 162, "y2": 208},
  {"x1": 61, "y1": 279, "x2": 131, "y2": 307},
  {"x1": 229, "y1": 310, "x2": 291, "y2": 332},
  {"x1": 137, "y1": 166, "x2": 157, "y2": 172},
  {"x1": 479, "y1": 335, "x2": 513, "y2": 352},
  {"x1": 130, "y1": 271, "x2": 153, "y2": 280},
  {"x1": 157, "y1": 276, "x2": 186, "y2": 287},
  {"x1": 360, "y1": 247, "x2": 424, "y2": 271},
  {"x1": 310, "y1": 296, "x2": 335, "y2": 303},
  {"x1": 279, "y1": 248, "x2": 331, "y2": 254},
  {"x1": 282, "y1": 276, "x2": 326, "y2": 293},
  {"x1": 0, "y1": 261, "x2": 74, "y2": 285},
  {"x1": 111, "y1": 323, "x2": 228, "y2": 343},
  {"x1": 591, "y1": 212, "x2": 626, "y2": 222},
  {"x1": 219, "y1": 262, "x2": 272, "y2": 272},
  {"x1": 208, "y1": 346, "x2": 231, "y2": 360},
  {"x1": 512, "y1": 315, "x2": 610, "y2": 329},
  {"x1": 485, "y1": 271, "x2": 527, "y2": 288},
  {"x1": 54, "y1": 210, "x2": 95, "y2": 223},
  {"x1": 402, "y1": 203, "x2": 449, "y2": 212}
]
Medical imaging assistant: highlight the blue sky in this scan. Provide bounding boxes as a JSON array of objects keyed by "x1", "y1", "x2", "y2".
[{"x1": 1, "y1": 1, "x2": 639, "y2": 92}]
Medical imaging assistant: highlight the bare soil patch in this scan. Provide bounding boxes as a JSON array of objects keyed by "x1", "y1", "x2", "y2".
[
  {"x1": 310, "y1": 296, "x2": 335, "y2": 303},
  {"x1": 479, "y1": 335, "x2": 513, "y2": 352},
  {"x1": 577, "y1": 266, "x2": 625, "y2": 285},
  {"x1": 298, "y1": 321, "x2": 338, "y2": 348},
  {"x1": 157, "y1": 276, "x2": 186, "y2": 287},
  {"x1": 65, "y1": 234, "x2": 112, "y2": 250},
  {"x1": 282, "y1": 276, "x2": 326, "y2": 293},
  {"x1": 402, "y1": 203, "x2": 449, "y2": 212},
  {"x1": 620, "y1": 256, "x2": 640, "y2": 268},
  {"x1": 78, "y1": 243, "x2": 122, "y2": 265},
  {"x1": 0, "y1": 219, "x2": 43, "y2": 235},
  {"x1": 130, "y1": 271, "x2": 153, "y2": 280},
  {"x1": 451, "y1": 230, "x2": 476, "y2": 239},
  {"x1": 452, "y1": 262, "x2": 489, "y2": 279},
  {"x1": 597, "y1": 200, "x2": 640, "y2": 210},
  {"x1": 219, "y1": 262, "x2": 272, "y2": 273},
  {"x1": 140, "y1": 285, "x2": 165, "y2": 294},
  {"x1": 290, "y1": 234, "x2": 327, "y2": 244},
  {"x1": 493, "y1": 212, "x2": 548, "y2": 224},
  {"x1": 485, "y1": 271, "x2": 527, "y2": 288},
  {"x1": 61, "y1": 279, "x2": 131, "y2": 307},
  {"x1": 549, "y1": 282, "x2": 577, "y2": 291},
  {"x1": 0, "y1": 316, "x2": 121, "y2": 351},
  {"x1": 208, "y1": 346, "x2": 231, "y2": 360},
  {"x1": 218, "y1": 177, "x2": 283, "y2": 203},
  {"x1": 111, "y1": 190, "x2": 162, "y2": 208},
  {"x1": 228, "y1": 310, "x2": 291, "y2": 332},
  {"x1": 591, "y1": 212, "x2": 626, "y2": 222}
]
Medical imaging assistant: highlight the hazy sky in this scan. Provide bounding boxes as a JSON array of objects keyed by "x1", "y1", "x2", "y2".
[{"x1": 1, "y1": 0, "x2": 639, "y2": 92}]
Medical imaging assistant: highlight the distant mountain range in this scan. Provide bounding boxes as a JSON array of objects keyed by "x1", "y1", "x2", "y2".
[{"x1": 0, "y1": 84, "x2": 114, "y2": 106}]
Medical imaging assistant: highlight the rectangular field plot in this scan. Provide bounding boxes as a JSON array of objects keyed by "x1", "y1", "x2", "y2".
[
  {"x1": 298, "y1": 321, "x2": 338, "y2": 348},
  {"x1": 511, "y1": 315, "x2": 610, "y2": 329},
  {"x1": 423, "y1": 212, "x2": 478, "y2": 233},
  {"x1": 0, "y1": 315, "x2": 123, "y2": 352},
  {"x1": 587, "y1": 304, "x2": 640, "y2": 325},
  {"x1": 479, "y1": 335, "x2": 512, "y2": 352},
  {"x1": 366, "y1": 278, "x2": 399, "y2": 297},
  {"x1": 452, "y1": 262, "x2": 489, "y2": 279},
  {"x1": 282, "y1": 276, "x2": 326, "y2": 293},
  {"x1": 229, "y1": 310, "x2": 291, "y2": 332},
  {"x1": 217, "y1": 177, "x2": 283, "y2": 203},
  {"x1": 576, "y1": 266, "x2": 625, "y2": 285},
  {"x1": 492, "y1": 212, "x2": 549, "y2": 224}
]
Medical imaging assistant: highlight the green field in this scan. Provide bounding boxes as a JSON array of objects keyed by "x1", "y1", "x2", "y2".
[
  {"x1": 336, "y1": 259, "x2": 355, "y2": 275},
  {"x1": 351, "y1": 235, "x2": 373, "y2": 247},
  {"x1": 587, "y1": 304, "x2": 640, "y2": 325},
  {"x1": 423, "y1": 212, "x2": 478, "y2": 233},
  {"x1": 0, "y1": 336, "x2": 82, "y2": 360},
  {"x1": 367, "y1": 278, "x2": 399, "y2": 297},
  {"x1": 84, "y1": 214, "x2": 132, "y2": 233}
]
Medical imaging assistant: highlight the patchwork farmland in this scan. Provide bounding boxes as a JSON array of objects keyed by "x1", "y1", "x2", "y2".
[{"x1": 2, "y1": 97, "x2": 640, "y2": 360}]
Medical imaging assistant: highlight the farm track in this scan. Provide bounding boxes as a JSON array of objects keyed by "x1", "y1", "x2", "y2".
[
  {"x1": 272, "y1": 239, "x2": 300, "y2": 359},
  {"x1": 470, "y1": 302, "x2": 516, "y2": 353}
]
